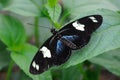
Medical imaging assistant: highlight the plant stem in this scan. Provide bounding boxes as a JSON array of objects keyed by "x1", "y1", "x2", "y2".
[
  {"x1": 6, "y1": 60, "x2": 14, "y2": 80},
  {"x1": 77, "y1": 64, "x2": 89, "y2": 80},
  {"x1": 96, "y1": 66, "x2": 102, "y2": 80},
  {"x1": 34, "y1": 17, "x2": 39, "y2": 47}
]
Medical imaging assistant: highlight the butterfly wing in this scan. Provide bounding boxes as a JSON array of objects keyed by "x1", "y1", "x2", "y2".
[
  {"x1": 29, "y1": 37, "x2": 53, "y2": 74},
  {"x1": 56, "y1": 15, "x2": 103, "y2": 49},
  {"x1": 60, "y1": 15, "x2": 102, "y2": 34},
  {"x1": 30, "y1": 15, "x2": 103, "y2": 74},
  {"x1": 29, "y1": 36, "x2": 72, "y2": 74},
  {"x1": 49, "y1": 36, "x2": 72, "y2": 65},
  {"x1": 29, "y1": 50, "x2": 49, "y2": 74},
  {"x1": 50, "y1": 15, "x2": 102, "y2": 65}
]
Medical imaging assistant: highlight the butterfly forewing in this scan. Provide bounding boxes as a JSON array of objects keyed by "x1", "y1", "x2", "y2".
[
  {"x1": 60, "y1": 15, "x2": 102, "y2": 34},
  {"x1": 29, "y1": 37, "x2": 53, "y2": 74},
  {"x1": 57, "y1": 15, "x2": 102, "y2": 49},
  {"x1": 30, "y1": 50, "x2": 48, "y2": 74},
  {"x1": 29, "y1": 15, "x2": 103, "y2": 74}
]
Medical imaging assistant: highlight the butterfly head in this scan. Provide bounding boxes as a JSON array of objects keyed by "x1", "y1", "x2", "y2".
[{"x1": 51, "y1": 28, "x2": 58, "y2": 35}]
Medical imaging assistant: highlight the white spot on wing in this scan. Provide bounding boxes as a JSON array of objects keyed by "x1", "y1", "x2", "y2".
[
  {"x1": 36, "y1": 64, "x2": 39, "y2": 70},
  {"x1": 40, "y1": 46, "x2": 51, "y2": 58},
  {"x1": 32, "y1": 61, "x2": 39, "y2": 71},
  {"x1": 89, "y1": 16, "x2": 98, "y2": 23},
  {"x1": 72, "y1": 21, "x2": 85, "y2": 31},
  {"x1": 32, "y1": 61, "x2": 36, "y2": 68}
]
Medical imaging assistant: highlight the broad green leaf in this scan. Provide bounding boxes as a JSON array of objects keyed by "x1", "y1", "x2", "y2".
[
  {"x1": 52, "y1": 65, "x2": 81, "y2": 80},
  {"x1": 4, "y1": 0, "x2": 40, "y2": 16},
  {"x1": 11, "y1": 44, "x2": 52, "y2": 80},
  {"x1": 0, "y1": 14, "x2": 26, "y2": 51},
  {"x1": 89, "y1": 48, "x2": 120, "y2": 76},
  {"x1": 18, "y1": 71, "x2": 32, "y2": 80},
  {"x1": 60, "y1": 9, "x2": 120, "y2": 68},
  {"x1": 108, "y1": 0, "x2": 120, "y2": 10},
  {"x1": 45, "y1": 3, "x2": 61, "y2": 28},
  {"x1": 62, "y1": 0, "x2": 119, "y2": 17}
]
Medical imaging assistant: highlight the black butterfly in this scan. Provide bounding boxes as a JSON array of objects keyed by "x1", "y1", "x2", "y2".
[{"x1": 29, "y1": 15, "x2": 103, "y2": 74}]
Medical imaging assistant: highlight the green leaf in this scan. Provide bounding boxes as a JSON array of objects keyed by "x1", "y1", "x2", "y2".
[
  {"x1": 45, "y1": 3, "x2": 61, "y2": 28},
  {"x1": 48, "y1": 0, "x2": 58, "y2": 7},
  {"x1": 4, "y1": 0, "x2": 40, "y2": 16},
  {"x1": 62, "y1": 0, "x2": 119, "y2": 17},
  {"x1": 0, "y1": 14, "x2": 26, "y2": 51},
  {"x1": 11, "y1": 44, "x2": 52, "y2": 80},
  {"x1": 52, "y1": 65, "x2": 81, "y2": 80},
  {"x1": 108, "y1": 0, "x2": 120, "y2": 10},
  {"x1": 0, "y1": 0, "x2": 11, "y2": 10},
  {"x1": 60, "y1": 9, "x2": 120, "y2": 69},
  {"x1": 18, "y1": 71, "x2": 32, "y2": 80},
  {"x1": 89, "y1": 48, "x2": 120, "y2": 76}
]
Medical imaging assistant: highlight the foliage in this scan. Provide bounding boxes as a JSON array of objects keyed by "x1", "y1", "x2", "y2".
[{"x1": 0, "y1": 0, "x2": 120, "y2": 80}]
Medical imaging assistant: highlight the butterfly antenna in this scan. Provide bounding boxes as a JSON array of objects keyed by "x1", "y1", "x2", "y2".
[
  {"x1": 27, "y1": 23, "x2": 51, "y2": 29},
  {"x1": 28, "y1": 6, "x2": 56, "y2": 31}
]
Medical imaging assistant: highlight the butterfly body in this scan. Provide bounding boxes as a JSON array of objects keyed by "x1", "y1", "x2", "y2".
[{"x1": 30, "y1": 15, "x2": 103, "y2": 74}]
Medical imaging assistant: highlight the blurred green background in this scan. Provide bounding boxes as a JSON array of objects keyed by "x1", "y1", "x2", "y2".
[{"x1": 0, "y1": 0, "x2": 120, "y2": 80}]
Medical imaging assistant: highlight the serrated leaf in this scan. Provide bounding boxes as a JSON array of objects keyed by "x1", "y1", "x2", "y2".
[
  {"x1": 11, "y1": 44, "x2": 52, "y2": 80},
  {"x1": 0, "y1": 14, "x2": 26, "y2": 51},
  {"x1": 4, "y1": 0, "x2": 40, "y2": 16},
  {"x1": 89, "y1": 48, "x2": 120, "y2": 76}
]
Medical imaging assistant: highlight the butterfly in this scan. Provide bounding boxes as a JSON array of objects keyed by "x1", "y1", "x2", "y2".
[{"x1": 29, "y1": 15, "x2": 103, "y2": 74}]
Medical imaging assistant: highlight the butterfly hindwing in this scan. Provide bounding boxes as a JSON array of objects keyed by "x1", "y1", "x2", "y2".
[
  {"x1": 30, "y1": 15, "x2": 103, "y2": 74},
  {"x1": 48, "y1": 36, "x2": 72, "y2": 65}
]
